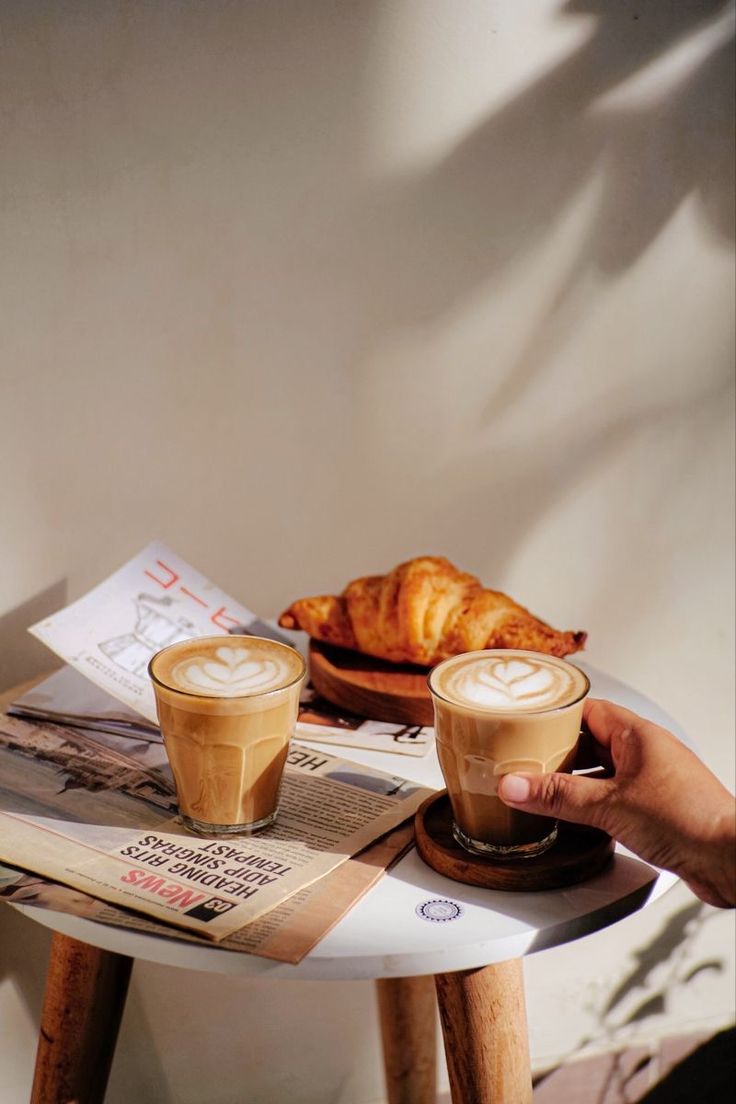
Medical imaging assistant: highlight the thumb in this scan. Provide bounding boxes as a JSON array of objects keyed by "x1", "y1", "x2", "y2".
[{"x1": 498, "y1": 771, "x2": 614, "y2": 831}]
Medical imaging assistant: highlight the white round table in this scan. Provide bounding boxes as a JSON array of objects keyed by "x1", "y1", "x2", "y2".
[{"x1": 13, "y1": 662, "x2": 682, "y2": 1104}]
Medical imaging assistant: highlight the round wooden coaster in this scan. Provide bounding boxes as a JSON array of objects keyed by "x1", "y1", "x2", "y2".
[
  {"x1": 414, "y1": 791, "x2": 614, "y2": 892},
  {"x1": 308, "y1": 640, "x2": 434, "y2": 725}
]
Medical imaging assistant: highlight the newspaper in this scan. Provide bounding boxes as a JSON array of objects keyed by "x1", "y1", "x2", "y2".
[
  {"x1": 24, "y1": 543, "x2": 433, "y2": 757},
  {"x1": 0, "y1": 710, "x2": 432, "y2": 943},
  {"x1": 28, "y1": 541, "x2": 283, "y2": 724},
  {"x1": 0, "y1": 820, "x2": 415, "y2": 964}
]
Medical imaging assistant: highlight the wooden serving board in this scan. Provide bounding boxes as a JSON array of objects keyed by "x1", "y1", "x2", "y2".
[
  {"x1": 414, "y1": 791, "x2": 614, "y2": 892},
  {"x1": 308, "y1": 641, "x2": 434, "y2": 725}
]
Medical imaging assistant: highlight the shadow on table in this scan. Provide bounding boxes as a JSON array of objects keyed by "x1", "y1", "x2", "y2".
[{"x1": 398, "y1": 847, "x2": 661, "y2": 954}]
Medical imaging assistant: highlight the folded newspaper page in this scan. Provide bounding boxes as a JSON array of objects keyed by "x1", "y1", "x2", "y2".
[
  {"x1": 28, "y1": 541, "x2": 277, "y2": 725},
  {"x1": 25, "y1": 544, "x2": 433, "y2": 757},
  {"x1": 0, "y1": 711, "x2": 432, "y2": 942},
  {"x1": 0, "y1": 819, "x2": 415, "y2": 964}
]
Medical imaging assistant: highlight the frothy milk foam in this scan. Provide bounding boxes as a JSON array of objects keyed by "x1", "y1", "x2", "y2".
[
  {"x1": 434, "y1": 652, "x2": 587, "y2": 714},
  {"x1": 158, "y1": 639, "x2": 302, "y2": 699},
  {"x1": 429, "y1": 650, "x2": 589, "y2": 856},
  {"x1": 150, "y1": 636, "x2": 306, "y2": 833}
]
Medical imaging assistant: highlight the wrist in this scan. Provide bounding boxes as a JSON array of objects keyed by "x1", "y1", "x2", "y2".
[
  {"x1": 683, "y1": 805, "x2": 736, "y2": 909},
  {"x1": 711, "y1": 806, "x2": 736, "y2": 907}
]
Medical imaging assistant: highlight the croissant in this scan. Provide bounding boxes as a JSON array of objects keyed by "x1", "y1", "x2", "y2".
[{"x1": 278, "y1": 556, "x2": 586, "y2": 666}]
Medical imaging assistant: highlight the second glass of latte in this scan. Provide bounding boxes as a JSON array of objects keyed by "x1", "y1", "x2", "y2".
[
  {"x1": 149, "y1": 635, "x2": 306, "y2": 836},
  {"x1": 428, "y1": 649, "x2": 590, "y2": 859}
]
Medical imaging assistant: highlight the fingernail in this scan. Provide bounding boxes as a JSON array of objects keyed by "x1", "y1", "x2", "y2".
[{"x1": 500, "y1": 775, "x2": 531, "y2": 803}]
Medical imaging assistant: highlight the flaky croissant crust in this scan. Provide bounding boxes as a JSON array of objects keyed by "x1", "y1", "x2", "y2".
[{"x1": 278, "y1": 556, "x2": 586, "y2": 666}]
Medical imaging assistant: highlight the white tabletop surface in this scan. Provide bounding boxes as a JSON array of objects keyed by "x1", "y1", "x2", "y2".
[{"x1": 12, "y1": 661, "x2": 681, "y2": 981}]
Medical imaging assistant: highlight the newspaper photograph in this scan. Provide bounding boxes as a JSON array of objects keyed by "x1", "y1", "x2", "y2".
[{"x1": 0, "y1": 711, "x2": 432, "y2": 942}]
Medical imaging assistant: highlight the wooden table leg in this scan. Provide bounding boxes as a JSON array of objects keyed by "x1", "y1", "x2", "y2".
[
  {"x1": 30, "y1": 932, "x2": 133, "y2": 1104},
  {"x1": 376, "y1": 976, "x2": 437, "y2": 1104},
  {"x1": 435, "y1": 959, "x2": 532, "y2": 1104}
]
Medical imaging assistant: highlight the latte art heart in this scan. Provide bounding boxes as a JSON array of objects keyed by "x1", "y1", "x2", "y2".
[
  {"x1": 437, "y1": 652, "x2": 584, "y2": 712},
  {"x1": 492, "y1": 659, "x2": 541, "y2": 685},
  {"x1": 171, "y1": 644, "x2": 294, "y2": 697}
]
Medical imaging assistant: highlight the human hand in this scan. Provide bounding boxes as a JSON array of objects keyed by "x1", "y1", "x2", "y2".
[{"x1": 498, "y1": 698, "x2": 736, "y2": 908}]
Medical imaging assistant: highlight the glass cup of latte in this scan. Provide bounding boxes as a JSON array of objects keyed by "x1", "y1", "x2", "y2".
[
  {"x1": 428, "y1": 649, "x2": 590, "y2": 860},
  {"x1": 149, "y1": 635, "x2": 306, "y2": 836}
]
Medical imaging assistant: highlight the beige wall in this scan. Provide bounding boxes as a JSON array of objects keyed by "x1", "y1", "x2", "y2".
[{"x1": 1, "y1": 3, "x2": 734, "y2": 1101}]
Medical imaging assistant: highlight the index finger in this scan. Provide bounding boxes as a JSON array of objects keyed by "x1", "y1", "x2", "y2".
[{"x1": 583, "y1": 697, "x2": 647, "y2": 748}]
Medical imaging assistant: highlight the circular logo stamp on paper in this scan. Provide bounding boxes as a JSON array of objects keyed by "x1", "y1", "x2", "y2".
[{"x1": 415, "y1": 898, "x2": 464, "y2": 923}]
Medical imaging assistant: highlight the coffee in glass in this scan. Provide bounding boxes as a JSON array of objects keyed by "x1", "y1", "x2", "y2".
[
  {"x1": 149, "y1": 635, "x2": 306, "y2": 835},
  {"x1": 428, "y1": 649, "x2": 589, "y2": 859}
]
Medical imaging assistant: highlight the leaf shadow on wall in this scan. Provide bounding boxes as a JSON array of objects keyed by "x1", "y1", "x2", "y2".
[
  {"x1": 1, "y1": 0, "x2": 733, "y2": 602},
  {"x1": 357, "y1": 0, "x2": 735, "y2": 327},
  {"x1": 336, "y1": 0, "x2": 734, "y2": 573}
]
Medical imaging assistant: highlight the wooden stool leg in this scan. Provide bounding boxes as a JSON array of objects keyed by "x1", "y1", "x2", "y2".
[
  {"x1": 376, "y1": 976, "x2": 437, "y2": 1104},
  {"x1": 435, "y1": 959, "x2": 532, "y2": 1104},
  {"x1": 30, "y1": 932, "x2": 133, "y2": 1104}
]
